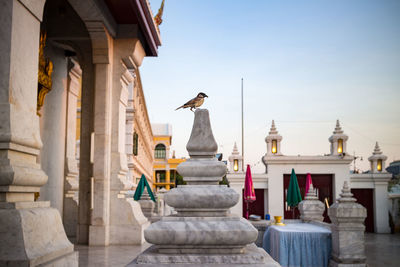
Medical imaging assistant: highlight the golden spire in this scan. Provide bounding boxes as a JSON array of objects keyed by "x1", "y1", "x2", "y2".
[{"x1": 154, "y1": 0, "x2": 165, "y2": 27}]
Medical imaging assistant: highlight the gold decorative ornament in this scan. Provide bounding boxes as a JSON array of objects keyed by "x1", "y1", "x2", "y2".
[
  {"x1": 37, "y1": 33, "x2": 53, "y2": 116},
  {"x1": 154, "y1": 0, "x2": 165, "y2": 26},
  {"x1": 273, "y1": 215, "x2": 285, "y2": 226}
]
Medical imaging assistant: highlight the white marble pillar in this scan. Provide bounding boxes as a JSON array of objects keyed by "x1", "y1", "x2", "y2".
[
  {"x1": 85, "y1": 22, "x2": 114, "y2": 246},
  {"x1": 108, "y1": 39, "x2": 149, "y2": 245},
  {"x1": 63, "y1": 58, "x2": 81, "y2": 238},
  {"x1": 89, "y1": 61, "x2": 113, "y2": 245},
  {"x1": 0, "y1": 0, "x2": 76, "y2": 265},
  {"x1": 39, "y1": 45, "x2": 68, "y2": 215}
]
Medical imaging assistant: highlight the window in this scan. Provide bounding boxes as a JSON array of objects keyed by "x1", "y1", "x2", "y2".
[
  {"x1": 133, "y1": 132, "x2": 138, "y2": 156},
  {"x1": 156, "y1": 170, "x2": 166, "y2": 183},
  {"x1": 155, "y1": 144, "x2": 166, "y2": 159},
  {"x1": 337, "y1": 139, "x2": 343, "y2": 154},
  {"x1": 272, "y1": 140, "x2": 277, "y2": 154}
]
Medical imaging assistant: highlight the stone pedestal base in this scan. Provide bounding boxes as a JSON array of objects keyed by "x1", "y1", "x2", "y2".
[
  {"x1": 129, "y1": 244, "x2": 280, "y2": 266},
  {"x1": 145, "y1": 216, "x2": 257, "y2": 250},
  {"x1": 109, "y1": 196, "x2": 150, "y2": 245},
  {"x1": 0, "y1": 201, "x2": 78, "y2": 266},
  {"x1": 63, "y1": 196, "x2": 79, "y2": 239}
]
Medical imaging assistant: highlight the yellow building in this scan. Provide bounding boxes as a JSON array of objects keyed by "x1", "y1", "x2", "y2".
[{"x1": 152, "y1": 124, "x2": 186, "y2": 190}]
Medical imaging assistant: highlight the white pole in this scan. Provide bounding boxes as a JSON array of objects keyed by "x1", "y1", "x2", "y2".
[{"x1": 241, "y1": 78, "x2": 244, "y2": 172}]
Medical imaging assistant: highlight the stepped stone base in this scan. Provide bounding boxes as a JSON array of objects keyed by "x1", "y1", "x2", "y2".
[{"x1": 129, "y1": 244, "x2": 280, "y2": 266}]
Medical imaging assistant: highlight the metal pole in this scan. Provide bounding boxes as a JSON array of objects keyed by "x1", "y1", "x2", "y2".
[{"x1": 241, "y1": 78, "x2": 244, "y2": 172}]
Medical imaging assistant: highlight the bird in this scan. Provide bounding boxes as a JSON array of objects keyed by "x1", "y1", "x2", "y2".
[{"x1": 175, "y1": 92, "x2": 208, "y2": 112}]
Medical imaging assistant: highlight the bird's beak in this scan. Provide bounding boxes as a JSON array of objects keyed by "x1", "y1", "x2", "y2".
[{"x1": 205, "y1": 94, "x2": 208, "y2": 98}]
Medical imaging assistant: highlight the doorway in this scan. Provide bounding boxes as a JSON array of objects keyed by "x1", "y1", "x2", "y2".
[
  {"x1": 351, "y1": 189, "x2": 374, "y2": 232},
  {"x1": 242, "y1": 189, "x2": 265, "y2": 218},
  {"x1": 283, "y1": 174, "x2": 333, "y2": 222}
]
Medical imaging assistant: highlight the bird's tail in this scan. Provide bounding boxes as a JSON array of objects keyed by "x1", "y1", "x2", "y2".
[{"x1": 175, "y1": 106, "x2": 183, "y2": 111}]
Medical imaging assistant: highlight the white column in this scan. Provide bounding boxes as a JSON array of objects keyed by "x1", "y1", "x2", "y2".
[
  {"x1": 85, "y1": 22, "x2": 115, "y2": 246},
  {"x1": 108, "y1": 39, "x2": 149, "y2": 245},
  {"x1": 63, "y1": 59, "x2": 81, "y2": 238},
  {"x1": 89, "y1": 62, "x2": 112, "y2": 245},
  {"x1": 39, "y1": 45, "x2": 68, "y2": 215},
  {"x1": 0, "y1": 0, "x2": 76, "y2": 265}
]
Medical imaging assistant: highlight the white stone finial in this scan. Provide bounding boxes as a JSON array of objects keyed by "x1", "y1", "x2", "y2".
[
  {"x1": 373, "y1": 142, "x2": 382, "y2": 155},
  {"x1": 304, "y1": 184, "x2": 318, "y2": 200},
  {"x1": 269, "y1": 120, "x2": 278, "y2": 135},
  {"x1": 233, "y1": 142, "x2": 239, "y2": 154},
  {"x1": 338, "y1": 181, "x2": 356, "y2": 203},
  {"x1": 333, "y1": 119, "x2": 344, "y2": 134},
  {"x1": 178, "y1": 109, "x2": 227, "y2": 184},
  {"x1": 186, "y1": 109, "x2": 218, "y2": 157}
]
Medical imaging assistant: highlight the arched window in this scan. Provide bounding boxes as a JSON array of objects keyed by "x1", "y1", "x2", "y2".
[{"x1": 155, "y1": 144, "x2": 166, "y2": 159}]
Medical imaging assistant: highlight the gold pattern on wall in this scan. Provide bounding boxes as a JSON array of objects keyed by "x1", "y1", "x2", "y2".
[
  {"x1": 154, "y1": 0, "x2": 165, "y2": 27},
  {"x1": 37, "y1": 33, "x2": 53, "y2": 116}
]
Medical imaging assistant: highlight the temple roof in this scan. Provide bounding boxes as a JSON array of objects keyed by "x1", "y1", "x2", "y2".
[{"x1": 104, "y1": 0, "x2": 161, "y2": 56}]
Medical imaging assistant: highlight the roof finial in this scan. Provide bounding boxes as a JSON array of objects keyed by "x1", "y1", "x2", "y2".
[
  {"x1": 373, "y1": 141, "x2": 382, "y2": 155},
  {"x1": 333, "y1": 119, "x2": 343, "y2": 134},
  {"x1": 338, "y1": 181, "x2": 356, "y2": 203},
  {"x1": 154, "y1": 0, "x2": 165, "y2": 27},
  {"x1": 304, "y1": 184, "x2": 318, "y2": 200},
  {"x1": 269, "y1": 120, "x2": 278, "y2": 135}
]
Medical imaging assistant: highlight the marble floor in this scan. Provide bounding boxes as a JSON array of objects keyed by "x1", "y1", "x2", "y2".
[
  {"x1": 75, "y1": 242, "x2": 151, "y2": 267},
  {"x1": 365, "y1": 233, "x2": 400, "y2": 267},
  {"x1": 74, "y1": 233, "x2": 400, "y2": 266}
]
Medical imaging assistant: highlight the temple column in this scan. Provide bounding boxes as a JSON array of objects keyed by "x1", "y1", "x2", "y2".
[
  {"x1": 108, "y1": 38, "x2": 149, "y2": 245},
  {"x1": 87, "y1": 22, "x2": 113, "y2": 246},
  {"x1": 76, "y1": 55, "x2": 95, "y2": 245},
  {"x1": 63, "y1": 58, "x2": 81, "y2": 239},
  {"x1": 38, "y1": 45, "x2": 68, "y2": 215},
  {"x1": 0, "y1": 0, "x2": 76, "y2": 265}
]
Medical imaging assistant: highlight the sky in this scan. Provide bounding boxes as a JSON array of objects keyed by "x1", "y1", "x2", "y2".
[{"x1": 141, "y1": 0, "x2": 400, "y2": 173}]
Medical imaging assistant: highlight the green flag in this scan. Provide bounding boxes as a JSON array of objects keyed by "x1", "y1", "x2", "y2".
[
  {"x1": 133, "y1": 174, "x2": 156, "y2": 202},
  {"x1": 287, "y1": 168, "x2": 302, "y2": 207}
]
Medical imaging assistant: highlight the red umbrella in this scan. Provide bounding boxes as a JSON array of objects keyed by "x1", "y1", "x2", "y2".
[
  {"x1": 305, "y1": 173, "x2": 313, "y2": 196},
  {"x1": 244, "y1": 164, "x2": 256, "y2": 219}
]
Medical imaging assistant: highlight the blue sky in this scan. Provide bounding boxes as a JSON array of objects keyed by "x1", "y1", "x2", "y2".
[{"x1": 142, "y1": 0, "x2": 400, "y2": 172}]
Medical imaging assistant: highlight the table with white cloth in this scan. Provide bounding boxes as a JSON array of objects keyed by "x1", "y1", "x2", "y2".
[{"x1": 262, "y1": 223, "x2": 332, "y2": 267}]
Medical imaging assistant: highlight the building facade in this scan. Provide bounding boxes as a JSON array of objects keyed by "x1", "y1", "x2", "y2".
[
  {"x1": 152, "y1": 123, "x2": 186, "y2": 191},
  {"x1": 0, "y1": 0, "x2": 162, "y2": 265},
  {"x1": 126, "y1": 71, "x2": 155, "y2": 186},
  {"x1": 227, "y1": 120, "x2": 391, "y2": 233}
]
